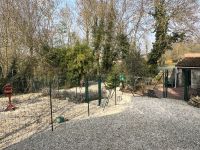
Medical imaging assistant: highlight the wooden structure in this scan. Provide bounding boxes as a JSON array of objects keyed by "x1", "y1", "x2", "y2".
[
  {"x1": 4, "y1": 83, "x2": 16, "y2": 111},
  {"x1": 176, "y1": 55, "x2": 200, "y2": 101}
]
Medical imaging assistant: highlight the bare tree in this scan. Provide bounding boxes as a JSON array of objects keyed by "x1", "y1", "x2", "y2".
[
  {"x1": 0, "y1": 0, "x2": 57, "y2": 91},
  {"x1": 0, "y1": 0, "x2": 19, "y2": 78}
]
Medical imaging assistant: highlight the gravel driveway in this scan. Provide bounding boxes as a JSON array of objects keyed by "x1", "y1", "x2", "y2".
[{"x1": 5, "y1": 97, "x2": 200, "y2": 150}]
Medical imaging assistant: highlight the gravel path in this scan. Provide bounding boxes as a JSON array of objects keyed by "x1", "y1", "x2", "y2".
[{"x1": 5, "y1": 97, "x2": 200, "y2": 150}]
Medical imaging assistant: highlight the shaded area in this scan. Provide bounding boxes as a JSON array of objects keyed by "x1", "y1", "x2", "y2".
[{"x1": 154, "y1": 85, "x2": 199, "y2": 100}]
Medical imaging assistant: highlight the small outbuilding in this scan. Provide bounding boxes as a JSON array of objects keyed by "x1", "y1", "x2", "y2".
[{"x1": 176, "y1": 53, "x2": 200, "y2": 100}]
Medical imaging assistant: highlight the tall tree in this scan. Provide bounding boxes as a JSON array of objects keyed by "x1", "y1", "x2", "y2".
[
  {"x1": 102, "y1": 0, "x2": 116, "y2": 72},
  {"x1": 147, "y1": 0, "x2": 199, "y2": 74},
  {"x1": 148, "y1": 0, "x2": 169, "y2": 65}
]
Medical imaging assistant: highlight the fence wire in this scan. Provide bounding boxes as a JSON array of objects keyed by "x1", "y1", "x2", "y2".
[{"x1": 0, "y1": 76, "x2": 123, "y2": 149}]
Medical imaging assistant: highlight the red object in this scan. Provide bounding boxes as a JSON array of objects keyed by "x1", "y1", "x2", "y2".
[
  {"x1": 3, "y1": 83, "x2": 16, "y2": 111},
  {"x1": 5, "y1": 103, "x2": 16, "y2": 111}
]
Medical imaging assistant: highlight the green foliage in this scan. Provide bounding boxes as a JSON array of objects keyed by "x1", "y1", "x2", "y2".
[
  {"x1": 0, "y1": 57, "x2": 40, "y2": 93},
  {"x1": 91, "y1": 6, "x2": 118, "y2": 74},
  {"x1": 170, "y1": 32, "x2": 185, "y2": 44},
  {"x1": 148, "y1": 0, "x2": 169, "y2": 65},
  {"x1": 7, "y1": 58, "x2": 17, "y2": 79},
  {"x1": 92, "y1": 17, "x2": 105, "y2": 52},
  {"x1": 105, "y1": 64, "x2": 121, "y2": 89},
  {"x1": 102, "y1": 32, "x2": 130, "y2": 88},
  {"x1": 115, "y1": 33, "x2": 130, "y2": 59},
  {"x1": 102, "y1": 9, "x2": 116, "y2": 73},
  {"x1": 9, "y1": 57, "x2": 40, "y2": 93},
  {"x1": 147, "y1": 64, "x2": 159, "y2": 77},
  {"x1": 65, "y1": 42, "x2": 94, "y2": 85},
  {"x1": 125, "y1": 50, "x2": 149, "y2": 86},
  {"x1": 148, "y1": 1, "x2": 185, "y2": 74},
  {"x1": 42, "y1": 45, "x2": 67, "y2": 69},
  {"x1": 0, "y1": 78, "x2": 7, "y2": 94},
  {"x1": 40, "y1": 43, "x2": 94, "y2": 87}
]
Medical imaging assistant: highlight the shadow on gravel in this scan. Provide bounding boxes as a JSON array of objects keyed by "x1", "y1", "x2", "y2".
[{"x1": 5, "y1": 112, "x2": 124, "y2": 148}]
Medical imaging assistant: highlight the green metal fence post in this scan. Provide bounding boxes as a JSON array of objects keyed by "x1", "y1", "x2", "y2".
[
  {"x1": 115, "y1": 74, "x2": 117, "y2": 105},
  {"x1": 75, "y1": 79, "x2": 78, "y2": 98},
  {"x1": 163, "y1": 71, "x2": 165, "y2": 98},
  {"x1": 85, "y1": 77, "x2": 89, "y2": 116},
  {"x1": 57, "y1": 78, "x2": 59, "y2": 92},
  {"x1": 98, "y1": 76, "x2": 102, "y2": 106},
  {"x1": 166, "y1": 70, "x2": 168, "y2": 98},
  {"x1": 184, "y1": 69, "x2": 189, "y2": 101},
  {"x1": 49, "y1": 81, "x2": 53, "y2": 131}
]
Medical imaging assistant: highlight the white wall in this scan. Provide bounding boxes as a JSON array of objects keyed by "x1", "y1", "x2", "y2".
[
  {"x1": 177, "y1": 69, "x2": 183, "y2": 87},
  {"x1": 191, "y1": 69, "x2": 200, "y2": 89}
]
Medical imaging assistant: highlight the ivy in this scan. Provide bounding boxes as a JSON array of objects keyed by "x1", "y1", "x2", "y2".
[{"x1": 148, "y1": 0, "x2": 185, "y2": 74}]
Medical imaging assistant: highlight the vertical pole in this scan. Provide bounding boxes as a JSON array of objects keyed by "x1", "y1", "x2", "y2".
[
  {"x1": 57, "y1": 78, "x2": 59, "y2": 92},
  {"x1": 184, "y1": 69, "x2": 189, "y2": 101},
  {"x1": 46, "y1": 74, "x2": 47, "y2": 88},
  {"x1": 184, "y1": 69, "x2": 186, "y2": 100},
  {"x1": 85, "y1": 77, "x2": 89, "y2": 116},
  {"x1": 8, "y1": 94, "x2": 11, "y2": 105},
  {"x1": 166, "y1": 70, "x2": 168, "y2": 98},
  {"x1": 186, "y1": 70, "x2": 189, "y2": 101},
  {"x1": 115, "y1": 74, "x2": 117, "y2": 105},
  {"x1": 49, "y1": 82, "x2": 53, "y2": 131},
  {"x1": 98, "y1": 76, "x2": 101, "y2": 106},
  {"x1": 175, "y1": 67, "x2": 177, "y2": 88},
  {"x1": 76, "y1": 86, "x2": 77, "y2": 98},
  {"x1": 75, "y1": 79, "x2": 78, "y2": 98},
  {"x1": 163, "y1": 71, "x2": 165, "y2": 98}
]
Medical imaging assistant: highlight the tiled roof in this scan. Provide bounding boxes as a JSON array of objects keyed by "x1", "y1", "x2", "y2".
[{"x1": 176, "y1": 57, "x2": 200, "y2": 68}]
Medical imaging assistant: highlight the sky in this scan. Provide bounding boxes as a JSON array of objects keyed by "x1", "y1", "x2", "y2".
[{"x1": 58, "y1": 0, "x2": 75, "y2": 9}]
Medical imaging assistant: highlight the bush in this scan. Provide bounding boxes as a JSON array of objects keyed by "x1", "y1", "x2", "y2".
[
  {"x1": 0, "y1": 78, "x2": 7, "y2": 94},
  {"x1": 125, "y1": 51, "x2": 149, "y2": 86},
  {"x1": 105, "y1": 64, "x2": 121, "y2": 89}
]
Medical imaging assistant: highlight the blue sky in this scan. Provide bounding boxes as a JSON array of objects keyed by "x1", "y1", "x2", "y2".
[{"x1": 58, "y1": 0, "x2": 75, "y2": 9}]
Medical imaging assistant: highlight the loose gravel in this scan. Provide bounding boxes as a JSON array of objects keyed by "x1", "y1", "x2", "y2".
[{"x1": 5, "y1": 97, "x2": 200, "y2": 150}]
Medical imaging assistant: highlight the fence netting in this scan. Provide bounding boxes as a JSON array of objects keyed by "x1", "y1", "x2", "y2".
[{"x1": 0, "y1": 75, "x2": 126, "y2": 149}]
